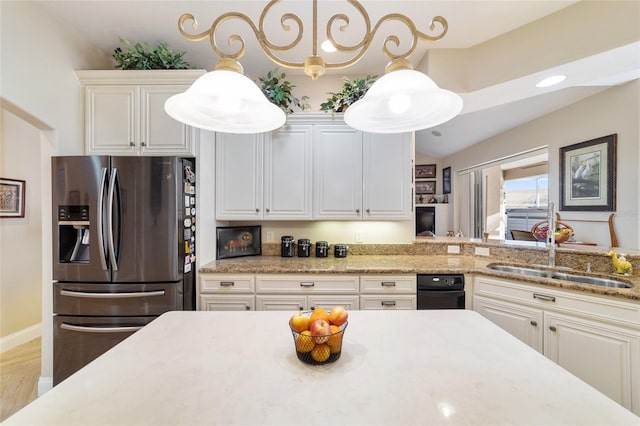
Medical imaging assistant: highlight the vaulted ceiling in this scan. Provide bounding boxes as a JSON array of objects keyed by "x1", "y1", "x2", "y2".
[{"x1": 36, "y1": 1, "x2": 640, "y2": 157}]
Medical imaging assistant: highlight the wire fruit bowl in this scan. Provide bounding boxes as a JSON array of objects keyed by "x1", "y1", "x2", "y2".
[
  {"x1": 289, "y1": 311, "x2": 347, "y2": 365},
  {"x1": 531, "y1": 220, "x2": 574, "y2": 243}
]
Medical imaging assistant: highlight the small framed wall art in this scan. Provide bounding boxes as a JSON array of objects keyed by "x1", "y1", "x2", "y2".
[
  {"x1": 442, "y1": 166, "x2": 451, "y2": 194},
  {"x1": 415, "y1": 164, "x2": 436, "y2": 179},
  {"x1": 560, "y1": 134, "x2": 616, "y2": 211},
  {"x1": 415, "y1": 180, "x2": 436, "y2": 195},
  {"x1": 0, "y1": 178, "x2": 26, "y2": 218},
  {"x1": 216, "y1": 225, "x2": 262, "y2": 259}
]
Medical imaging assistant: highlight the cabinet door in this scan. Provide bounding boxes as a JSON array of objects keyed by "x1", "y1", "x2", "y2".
[
  {"x1": 362, "y1": 133, "x2": 412, "y2": 220},
  {"x1": 215, "y1": 133, "x2": 264, "y2": 220},
  {"x1": 139, "y1": 85, "x2": 195, "y2": 155},
  {"x1": 256, "y1": 295, "x2": 307, "y2": 311},
  {"x1": 474, "y1": 295, "x2": 543, "y2": 352},
  {"x1": 200, "y1": 295, "x2": 254, "y2": 311},
  {"x1": 264, "y1": 124, "x2": 313, "y2": 219},
  {"x1": 313, "y1": 125, "x2": 363, "y2": 219},
  {"x1": 307, "y1": 295, "x2": 360, "y2": 311},
  {"x1": 360, "y1": 295, "x2": 416, "y2": 310},
  {"x1": 545, "y1": 312, "x2": 639, "y2": 412},
  {"x1": 85, "y1": 85, "x2": 138, "y2": 154}
]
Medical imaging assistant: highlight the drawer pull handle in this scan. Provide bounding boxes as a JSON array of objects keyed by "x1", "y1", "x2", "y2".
[
  {"x1": 245, "y1": 305, "x2": 250, "y2": 311},
  {"x1": 549, "y1": 325, "x2": 557, "y2": 332},
  {"x1": 220, "y1": 281, "x2": 234, "y2": 287},
  {"x1": 60, "y1": 289, "x2": 165, "y2": 298},
  {"x1": 533, "y1": 293, "x2": 556, "y2": 302},
  {"x1": 300, "y1": 282, "x2": 315, "y2": 287},
  {"x1": 381, "y1": 300, "x2": 396, "y2": 306},
  {"x1": 530, "y1": 320, "x2": 538, "y2": 326},
  {"x1": 381, "y1": 281, "x2": 396, "y2": 287}
]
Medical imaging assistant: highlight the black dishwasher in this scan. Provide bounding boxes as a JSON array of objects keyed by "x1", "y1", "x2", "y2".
[{"x1": 417, "y1": 274, "x2": 465, "y2": 309}]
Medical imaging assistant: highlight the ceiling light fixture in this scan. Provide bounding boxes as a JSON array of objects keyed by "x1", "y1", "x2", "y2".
[
  {"x1": 165, "y1": 0, "x2": 462, "y2": 134},
  {"x1": 536, "y1": 75, "x2": 566, "y2": 88}
]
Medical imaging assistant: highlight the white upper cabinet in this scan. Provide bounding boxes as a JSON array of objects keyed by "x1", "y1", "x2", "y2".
[
  {"x1": 363, "y1": 132, "x2": 412, "y2": 220},
  {"x1": 313, "y1": 125, "x2": 412, "y2": 220},
  {"x1": 215, "y1": 124, "x2": 313, "y2": 220},
  {"x1": 77, "y1": 70, "x2": 205, "y2": 156},
  {"x1": 312, "y1": 124, "x2": 363, "y2": 219},
  {"x1": 215, "y1": 115, "x2": 412, "y2": 221},
  {"x1": 264, "y1": 124, "x2": 313, "y2": 219},
  {"x1": 215, "y1": 133, "x2": 264, "y2": 220}
]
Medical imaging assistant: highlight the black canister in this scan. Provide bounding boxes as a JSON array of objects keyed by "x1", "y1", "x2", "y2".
[
  {"x1": 297, "y1": 238, "x2": 311, "y2": 257},
  {"x1": 334, "y1": 244, "x2": 348, "y2": 258},
  {"x1": 281, "y1": 236, "x2": 294, "y2": 257},
  {"x1": 315, "y1": 241, "x2": 329, "y2": 257}
]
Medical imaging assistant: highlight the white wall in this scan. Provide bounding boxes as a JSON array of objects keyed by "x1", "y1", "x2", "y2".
[
  {"x1": 0, "y1": 0, "x2": 112, "y2": 392},
  {"x1": 0, "y1": 110, "x2": 43, "y2": 339},
  {"x1": 446, "y1": 80, "x2": 640, "y2": 250}
]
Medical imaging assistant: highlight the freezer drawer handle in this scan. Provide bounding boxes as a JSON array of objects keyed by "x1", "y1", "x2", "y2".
[
  {"x1": 61, "y1": 323, "x2": 144, "y2": 333},
  {"x1": 59, "y1": 289, "x2": 166, "y2": 298}
]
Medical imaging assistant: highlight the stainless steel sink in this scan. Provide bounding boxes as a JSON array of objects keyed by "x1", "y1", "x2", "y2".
[
  {"x1": 550, "y1": 272, "x2": 633, "y2": 289},
  {"x1": 486, "y1": 264, "x2": 552, "y2": 278},
  {"x1": 487, "y1": 264, "x2": 634, "y2": 289}
]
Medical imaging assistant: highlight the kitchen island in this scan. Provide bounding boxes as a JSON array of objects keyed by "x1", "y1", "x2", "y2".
[{"x1": 5, "y1": 310, "x2": 639, "y2": 425}]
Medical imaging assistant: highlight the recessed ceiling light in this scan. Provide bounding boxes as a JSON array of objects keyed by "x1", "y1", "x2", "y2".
[
  {"x1": 321, "y1": 40, "x2": 337, "y2": 53},
  {"x1": 536, "y1": 75, "x2": 566, "y2": 88},
  {"x1": 431, "y1": 130, "x2": 442, "y2": 137}
]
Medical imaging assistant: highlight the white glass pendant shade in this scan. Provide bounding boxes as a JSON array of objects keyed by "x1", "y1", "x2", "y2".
[
  {"x1": 164, "y1": 70, "x2": 286, "y2": 134},
  {"x1": 344, "y1": 70, "x2": 463, "y2": 134}
]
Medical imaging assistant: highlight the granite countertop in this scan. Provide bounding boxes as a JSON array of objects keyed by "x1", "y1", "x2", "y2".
[
  {"x1": 200, "y1": 255, "x2": 640, "y2": 301},
  {"x1": 6, "y1": 310, "x2": 638, "y2": 425}
]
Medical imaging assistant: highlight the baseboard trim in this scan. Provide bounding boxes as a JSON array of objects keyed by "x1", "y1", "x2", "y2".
[
  {"x1": 38, "y1": 376, "x2": 53, "y2": 396},
  {"x1": 0, "y1": 323, "x2": 41, "y2": 353}
]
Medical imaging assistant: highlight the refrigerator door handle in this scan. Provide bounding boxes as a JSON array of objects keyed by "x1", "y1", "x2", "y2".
[
  {"x1": 107, "y1": 168, "x2": 119, "y2": 271},
  {"x1": 61, "y1": 323, "x2": 144, "y2": 333},
  {"x1": 97, "y1": 167, "x2": 109, "y2": 271},
  {"x1": 59, "y1": 289, "x2": 166, "y2": 298}
]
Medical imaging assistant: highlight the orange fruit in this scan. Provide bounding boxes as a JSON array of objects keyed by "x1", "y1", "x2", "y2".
[
  {"x1": 309, "y1": 307, "x2": 329, "y2": 324},
  {"x1": 327, "y1": 325, "x2": 342, "y2": 353},
  {"x1": 311, "y1": 343, "x2": 331, "y2": 362},
  {"x1": 295, "y1": 330, "x2": 315, "y2": 353}
]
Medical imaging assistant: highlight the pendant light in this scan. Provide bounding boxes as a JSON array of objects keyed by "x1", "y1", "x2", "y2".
[
  {"x1": 344, "y1": 60, "x2": 463, "y2": 133},
  {"x1": 166, "y1": 1, "x2": 460, "y2": 134},
  {"x1": 164, "y1": 59, "x2": 286, "y2": 134}
]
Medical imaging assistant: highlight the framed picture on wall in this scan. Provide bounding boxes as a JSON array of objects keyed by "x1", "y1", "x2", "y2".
[
  {"x1": 216, "y1": 225, "x2": 262, "y2": 259},
  {"x1": 415, "y1": 164, "x2": 436, "y2": 179},
  {"x1": 415, "y1": 180, "x2": 436, "y2": 195},
  {"x1": 442, "y1": 167, "x2": 451, "y2": 194},
  {"x1": 0, "y1": 178, "x2": 26, "y2": 218},
  {"x1": 560, "y1": 134, "x2": 616, "y2": 211}
]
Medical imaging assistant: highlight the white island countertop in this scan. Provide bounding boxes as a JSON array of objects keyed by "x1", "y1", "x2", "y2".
[{"x1": 6, "y1": 310, "x2": 639, "y2": 425}]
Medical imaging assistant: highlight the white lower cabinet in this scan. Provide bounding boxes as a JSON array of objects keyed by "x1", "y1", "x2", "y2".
[
  {"x1": 360, "y1": 275, "x2": 417, "y2": 310},
  {"x1": 474, "y1": 295, "x2": 543, "y2": 351},
  {"x1": 199, "y1": 274, "x2": 255, "y2": 311},
  {"x1": 473, "y1": 275, "x2": 640, "y2": 415}
]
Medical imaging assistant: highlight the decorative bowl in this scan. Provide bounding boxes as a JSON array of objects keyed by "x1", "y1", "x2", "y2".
[
  {"x1": 289, "y1": 311, "x2": 347, "y2": 365},
  {"x1": 531, "y1": 220, "x2": 574, "y2": 243}
]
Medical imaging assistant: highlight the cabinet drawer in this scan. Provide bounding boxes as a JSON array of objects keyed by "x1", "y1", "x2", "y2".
[
  {"x1": 360, "y1": 295, "x2": 416, "y2": 310},
  {"x1": 200, "y1": 295, "x2": 254, "y2": 311},
  {"x1": 360, "y1": 275, "x2": 416, "y2": 294},
  {"x1": 475, "y1": 275, "x2": 640, "y2": 329},
  {"x1": 200, "y1": 275, "x2": 255, "y2": 293},
  {"x1": 256, "y1": 274, "x2": 359, "y2": 294},
  {"x1": 308, "y1": 295, "x2": 360, "y2": 311}
]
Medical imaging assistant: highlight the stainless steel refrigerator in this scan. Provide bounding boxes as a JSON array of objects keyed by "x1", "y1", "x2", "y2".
[{"x1": 51, "y1": 156, "x2": 196, "y2": 385}]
